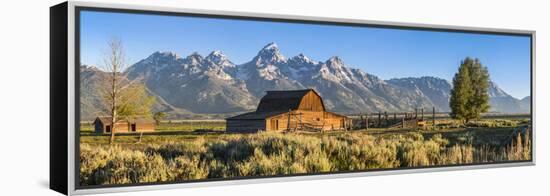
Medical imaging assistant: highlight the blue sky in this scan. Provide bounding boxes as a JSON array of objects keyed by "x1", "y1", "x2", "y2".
[{"x1": 80, "y1": 10, "x2": 532, "y2": 99}]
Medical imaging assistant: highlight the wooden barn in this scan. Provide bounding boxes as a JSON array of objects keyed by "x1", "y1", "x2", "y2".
[
  {"x1": 226, "y1": 89, "x2": 351, "y2": 133},
  {"x1": 93, "y1": 117, "x2": 155, "y2": 134}
]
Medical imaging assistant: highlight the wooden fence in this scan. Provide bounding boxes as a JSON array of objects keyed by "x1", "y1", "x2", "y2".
[{"x1": 350, "y1": 107, "x2": 438, "y2": 130}]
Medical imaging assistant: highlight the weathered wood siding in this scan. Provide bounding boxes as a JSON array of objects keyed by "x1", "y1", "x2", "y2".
[
  {"x1": 94, "y1": 120, "x2": 155, "y2": 134},
  {"x1": 134, "y1": 123, "x2": 155, "y2": 132},
  {"x1": 94, "y1": 121, "x2": 129, "y2": 133},
  {"x1": 322, "y1": 112, "x2": 351, "y2": 131},
  {"x1": 297, "y1": 91, "x2": 325, "y2": 111},
  {"x1": 225, "y1": 89, "x2": 350, "y2": 133},
  {"x1": 110, "y1": 122, "x2": 129, "y2": 133},
  {"x1": 265, "y1": 111, "x2": 350, "y2": 131},
  {"x1": 265, "y1": 113, "x2": 294, "y2": 131},
  {"x1": 226, "y1": 119, "x2": 266, "y2": 133},
  {"x1": 119, "y1": 124, "x2": 130, "y2": 132}
]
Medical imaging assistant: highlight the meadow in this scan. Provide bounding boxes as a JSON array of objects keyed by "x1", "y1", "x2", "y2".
[{"x1": 79, "y1": 118, "x2": 532, "y2": 186}]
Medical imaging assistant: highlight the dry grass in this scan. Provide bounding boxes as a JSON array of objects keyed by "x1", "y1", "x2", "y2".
[{"x1": 79, "y1": 128, "x2": 531, "y2": 186}]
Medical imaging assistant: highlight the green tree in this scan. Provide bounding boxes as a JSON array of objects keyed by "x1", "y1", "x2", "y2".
[
  {"x1": 153, "y1": 112, "x2": 167, "y2": 125},
  {"x1": 116, "y1": 85, "x2": 155, "y2": 120},
  {"x1": 449, "y1": 61, "x2": 472, "y2": 123},
  {"x1": 467, "y1": 58, "x2": 490, "y2": 120},
  {"x1": 449, "y1": 57, "x2": 490, "y2": 124},
  {"x1": 101, "y1": 38, "x2": 155, "y2": 144}
]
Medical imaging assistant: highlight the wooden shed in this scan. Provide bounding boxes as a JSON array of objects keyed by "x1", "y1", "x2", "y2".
[
  {"x1": 93, "y1": 117, "x2": 155, "y2": 134},
  {"x1": 226, "y1": 89, "x2": 351, "y2": 133}
]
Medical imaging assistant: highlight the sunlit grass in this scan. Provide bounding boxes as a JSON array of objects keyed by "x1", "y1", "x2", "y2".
[{"x1": 79, "y1": 126, "x2": 531, "y2": 186}]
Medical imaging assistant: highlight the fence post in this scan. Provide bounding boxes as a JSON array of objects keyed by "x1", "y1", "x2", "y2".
[
  {"x1": 432, "y1": 107, "x2": 436, "y2": 129},
  {"x1": 365, "y1": 114, "x2": 369, "y2": 131},
  {"x1": 402, "y1": 117, "x2": 405, "y2": 128},
  {"x1": 421, "y1": 108, "x2": 424, "y2": 120},
  {"x1": 360, "y1": 115, "x2": 363, "y2": 130},
  {"x1": 384, "y1": 111, "x2": 388, "y2": 126},
  {"x1": 287, "y1": 109, "x2": 291, "y2": 131},
  {"x1": 378, "y1": 112, "x2": 381, "y2": 127}
]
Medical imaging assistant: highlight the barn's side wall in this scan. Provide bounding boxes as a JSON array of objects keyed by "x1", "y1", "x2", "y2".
[
  {"x1": 265, "y1": 111, "x2": 350, "y2": 131},
  {"x1": 94, "y1": 120, "x2": 156, "y2": 133},
  {"x1": 321, "y1": 112, "x2": 350, "y2": 131},
  {"x1": 112, "y1": 122, "x2": 129, "y2": 133},
  {"x1": 226, "y1": 119, "x2": 266, "y2": 133},
  {"x1": 266, "y1": 112, "x2": 308, "y2": 131},
  {"x1": 265, "y1": 113, "x2": 290, "y2": 131},
  {"x1": 95, "y1": 121, "x2": 129, "y2": 134},
  {"x1": 135, "y1": 123, "x2": 155, "y2": 132}
]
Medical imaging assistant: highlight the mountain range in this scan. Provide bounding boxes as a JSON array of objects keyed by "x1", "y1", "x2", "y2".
[{"x1": 80, "y1": 42, "x2": 530, "y2": 120}]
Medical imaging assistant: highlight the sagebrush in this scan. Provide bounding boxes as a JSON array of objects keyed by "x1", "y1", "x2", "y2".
[{"x1": 80, "y1": 131, "x2": 531, "y2": 186}]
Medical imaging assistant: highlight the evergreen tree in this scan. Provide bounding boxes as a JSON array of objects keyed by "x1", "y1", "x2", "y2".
[
  {"x1": 449, "y1": 57, "x2": 490, "y2": 123},
  {"x1": 450, "y1": 59, "x2": 473, "y2": 123}
]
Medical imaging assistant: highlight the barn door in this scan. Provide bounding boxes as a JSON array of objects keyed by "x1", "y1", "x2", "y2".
[
  {"x1": 270, "y1": 119, "x2": 278, "y2": 131},
  {"x1": 131, "y1": 124, "x2": 136, "y2": 132}
]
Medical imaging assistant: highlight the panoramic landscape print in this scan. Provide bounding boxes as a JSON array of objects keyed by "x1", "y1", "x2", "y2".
[{"x1": 78, "y1": 10, "x2": 532, "y2": 186}]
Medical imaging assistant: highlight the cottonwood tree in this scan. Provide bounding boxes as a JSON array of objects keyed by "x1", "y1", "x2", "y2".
[
  {"x1": 449, "y1": 57, "x2": 490, "y2": 124},
  {"x1": 153, "y1": 112, "x2": 167, "y2": 125},
  {"x1": 101, "y1": 38, "x2": 154, "y2": 144}
]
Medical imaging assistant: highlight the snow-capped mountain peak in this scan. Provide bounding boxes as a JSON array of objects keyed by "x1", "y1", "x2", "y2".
[
  {"x1": 185, "y1": 52, "x2": 204, "y2": 65},
  {"x1": 143, "y1": 51, "x2": 182, "y2": 63},
  {"x1": 262, "y1": 42, "x2": 279, "y2": 50},
  {"x1": 154, "y1": 51, "x2": 180, "y2": 59},
  {"x1": 289, "y1": 53, "x2": 316, "y2": 65},
  {"x1": 126, "y1": 51, "x2": 183, "y2": 76},
  {"x1": 116, "y1": 42, "x2": 530, "y2": 116},
  {"x1": 316, "y1": 56, "x2": 354, "y2": 82},
  {"x1": 327, "y1": 56, "x2": 344, "y2": 66},
  {"x1": 283, "y1": 53, "x2": 319, "y2": 79},
  {"x1": 207, "y1": 50, "x2": 225, "y2": 59},
  {"x1": 254, "y1": 42, "x2": 286, "y2": 65},
  {"x1": 205, "y1": 50, "x2": 235, "y2": 68}
]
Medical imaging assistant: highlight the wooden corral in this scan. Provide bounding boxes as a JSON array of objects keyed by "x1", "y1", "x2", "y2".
[
  {"x1": 93, "y1": 117, "x2": 155, "y2": 134},
  {"x1": 226, "y1": 89, "x2": 351, "y2": 133},
  {"x1": 351, "y1": 108, "x2": 434, "y2": 130}
]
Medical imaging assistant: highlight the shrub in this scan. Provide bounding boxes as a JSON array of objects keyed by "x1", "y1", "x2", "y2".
[{"x1": 80, "y1": 130, "x2": 531, "y2": 185}]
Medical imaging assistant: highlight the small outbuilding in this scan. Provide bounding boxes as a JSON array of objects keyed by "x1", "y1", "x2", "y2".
[
  {"x1": 226, "y1": 89, "x2": 351, "y2": 133},
  {"x1": 93, "y1": 117, "x2": 155, "y2": 134}
]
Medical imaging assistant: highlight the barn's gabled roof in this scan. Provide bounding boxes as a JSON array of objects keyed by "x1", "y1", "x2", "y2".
[
  {"x1": 94, "y1": 116, "x2": 155, "y2": 125},
  {"x1": 226, "y1": 111, "x2": 288, "y2": 120},
  {"x1": 94, "y1": 117, "x2": 113, "y2": 125},
  {"x1": 256, "y1": 89, "x2": 324, "y2": 112},
  {"x1": 128, "y1": 118, "x2": 156, "y2": 124}
]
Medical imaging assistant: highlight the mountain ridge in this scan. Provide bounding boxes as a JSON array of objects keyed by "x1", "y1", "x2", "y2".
[{"x1": 80, "y1": 42, "x2": 530, "y2": 119}]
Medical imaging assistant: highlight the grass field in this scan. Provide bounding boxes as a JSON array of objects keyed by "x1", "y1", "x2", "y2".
[{"x1": 79, "y1": 118, "x2": 532, "y2": 186}]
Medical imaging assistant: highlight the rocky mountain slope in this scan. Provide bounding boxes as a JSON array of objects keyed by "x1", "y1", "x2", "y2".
[
  {"x1": 387, "y1": 77, "x2": 530, "y2": 113},
  {"x1": 80, "y1": 42, "x2": 530, "y2": 119}
]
